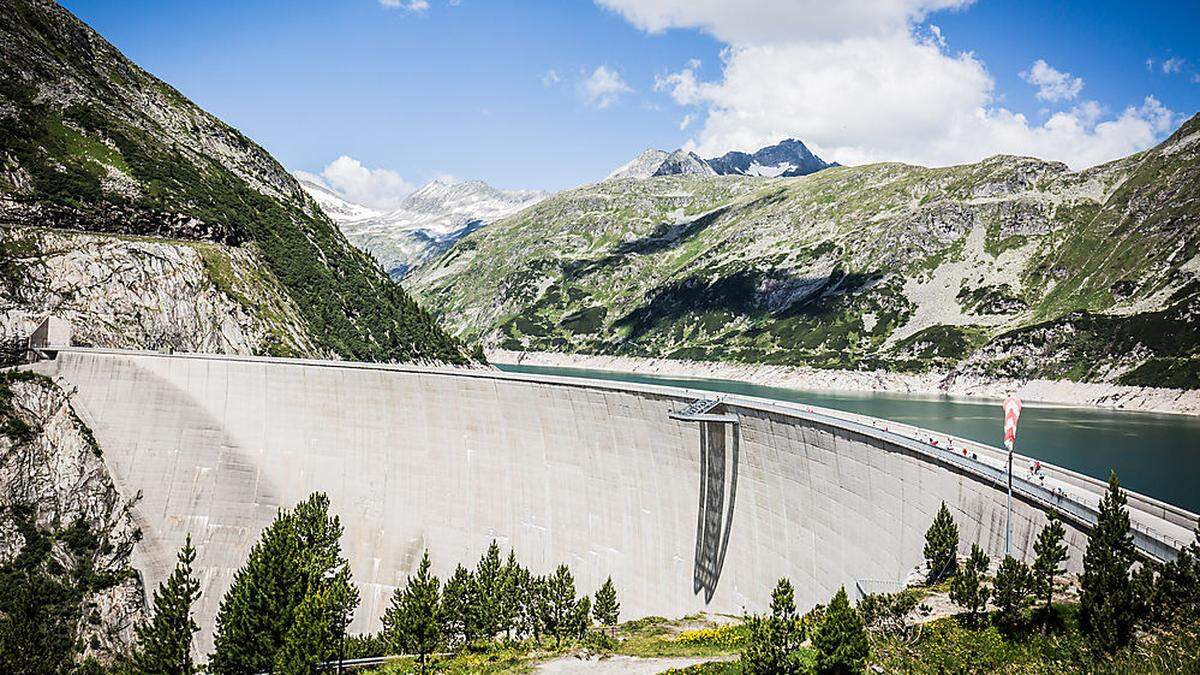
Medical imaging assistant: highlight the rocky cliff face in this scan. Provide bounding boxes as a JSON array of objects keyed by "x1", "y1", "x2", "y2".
[
  {"x1": 2, "y1": 227, "x2": 320, "y2": 358},
  {"x1": 411, "y1": 115, "x2": 1200, "y2": 389},
  {"x1": 0, "y1": 371, "x2": 145, "y2": 669},
  {"x1": 0, "y1": 0, "x2": 467, "y2": 363}
]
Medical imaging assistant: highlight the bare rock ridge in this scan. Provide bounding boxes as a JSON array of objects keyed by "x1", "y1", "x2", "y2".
[
  {"x1": 0, "y1": 372, "x2": 145, "y2": 668},
  {"x1": 606, "y1": 139, "x2": 835, "y2": 181},
  {"x1": 0, "y1": 0, "x2": 468, "y2": 363}
]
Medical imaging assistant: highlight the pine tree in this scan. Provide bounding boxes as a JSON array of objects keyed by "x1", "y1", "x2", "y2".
[
  {"x1": 573, "y1": 595, "x2": 592, "y2": 638},
  {"x1": 1031, "y1": 511, "x2": 1068, "y2": 628},
  {"x1": 512, "y1": 565, "x2": 539, "y2": 642},
  {"x1": 992, "y1": 555, "x2": 1033, "y2": 629},
  {"x1": 812, "y1": 587, "x2": 869, "y2": 675},
  {"x1": 498, "y1": 550, "x2": 522, "y2": 639},
  {"x1": 441, "y1": 564, "x2": 479, "y2": 648},
  {"x1": 210, "y1": 493, "x2": 357, "y2": 673},
  {"x1": 743, "y1": 578, "x2": 803, "y2": 674},
  {"x1": 1151, "y1": 522, "x2": 1200, "y2": 623},
  {"x1": 383, "y1": 550, "x2": 442, "y2": 672},
  {"x1": 132, "y1": 535, "x2": 201, "y2": 675},
  {"x1": 474, "y1": 540, "x2": 503, "y2": 641},
  {"x1": 544, "y1": 565, "x2": 579, "y2": 646},
  {"x1": 923, "y1": 502, "x2": 959, "y2": 583},
  {"x1": 593, "y1": 576, "x2": 620, "y2": 627},
  {"x1": 273, "y1": 568, "x2": 356, "y2": 675},
  {"x1": 523, "y1": 573, "x2": 548, "y2": 644},
  {"x1": 1080, "y1": 471, "x2": 1136, "y2": 650},
  {"x1": 949, "y1": 544, "x2": 990, "y2": 625}
]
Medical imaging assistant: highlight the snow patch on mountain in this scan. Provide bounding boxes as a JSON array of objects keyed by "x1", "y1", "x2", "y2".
[
  {"x1": 605, "y1": 138, "x2": 833, "y2": 181},
  {"x1": 299, "y1": 176, "x2": 547, "y2": 279},
  {"x1": 295, "y1": 175, "x2": 381, "y2": 222}
]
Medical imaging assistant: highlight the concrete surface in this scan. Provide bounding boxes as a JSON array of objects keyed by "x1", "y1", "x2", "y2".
[{"x1": 31, "y1": 349, "x2": 1196, "y2": 655}]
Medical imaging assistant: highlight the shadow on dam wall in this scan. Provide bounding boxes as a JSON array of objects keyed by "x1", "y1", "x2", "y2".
[{"x1": 694, "y1": 420, "x2": 738, "y2": 602}]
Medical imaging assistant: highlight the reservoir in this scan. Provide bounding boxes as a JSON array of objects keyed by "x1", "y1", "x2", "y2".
[{"x1": 498, "y1": 363, "x2": 1200, "y2": 515}]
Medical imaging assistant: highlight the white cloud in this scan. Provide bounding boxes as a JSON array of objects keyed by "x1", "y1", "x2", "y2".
[
  {"x1": 578, "y1": 65, "x2": 633, "y2": 109},
  {"x1": 654, "y1": 64, "x2": 702, "y2": 104},
  {"x1": 312, "y1": 156, "x2": 415, "y2": 210},
  {"x1": 380, "y1": 0, "x2": 430, "y2": 11},
  {"x1": 542, "y1": 69, "x2": 561, "y2": 87},
  {"x1": 1020, "y1": 60, "x2": 1083, "y2": 102},
  {"x1": 679, "y1": 114, "x2": 693, "y2": 130},
  {"x1": 617, "y1": 2, "x2": 1177, "y2": 169},
  {"x1": 1161, "y1": 57, "x2": 1186, "y2": 74},
  {"x1": 596, "y1": 0, "x2": 972, "y2": 45}
]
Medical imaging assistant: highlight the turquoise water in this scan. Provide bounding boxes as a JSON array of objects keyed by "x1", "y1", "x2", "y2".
[{"x1": 497, "y1": 363, "x2": 1200, "y2": 515}]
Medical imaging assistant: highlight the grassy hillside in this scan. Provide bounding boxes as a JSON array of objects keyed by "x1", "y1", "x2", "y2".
[
  {"x1": 0, "y1": 0, "x2": 467, "y2": 364},
  {"x1": 411, "y1": 116, "x2": 1200, "y2": 386}
]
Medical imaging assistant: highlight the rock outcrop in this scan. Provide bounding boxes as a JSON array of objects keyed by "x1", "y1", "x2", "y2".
[
  {"x1": 1, "y1": 227, "x2": 320, "y2": 358},
  {"x1": 0, "y1": 371, "x2": 145, "y2": 667}
]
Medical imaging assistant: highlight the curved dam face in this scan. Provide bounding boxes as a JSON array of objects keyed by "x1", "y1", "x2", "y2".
[{"x1": 34, "y1": 350, "x2": 1126, "y2": 651}]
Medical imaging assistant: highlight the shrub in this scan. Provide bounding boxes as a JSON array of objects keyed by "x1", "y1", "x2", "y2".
[
  {"x1": 1080, "y1": 471, "x2": 1136, "y2": 651},
  {"x1": 812, "y1": 587, "x2": 869, "y2": 675},
  {"x1": 950, "y1": 544, "x2": 991, "y2": 625},
  {"x1": 743, "y1": 578, "x2": 803, "y2": 674},
  {"x1": 992, "y1": 555, "x2": 1033, "y2": 629},
  {"x1": 924, "y1": 502, "x2": 959, "y2": 583}
]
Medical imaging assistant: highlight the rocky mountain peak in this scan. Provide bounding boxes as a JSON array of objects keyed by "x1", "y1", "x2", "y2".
[
  {"x1": 707, "y1": 138, "x2": 831, "y2": 177},
  {"x1": 605, "y1": 149, "x2": 671, "y2": 181},
  {"x1": 652, "y1": 149, "x2": 717, "y2": 177},
  {"x1": 605, "y1": 138, "x2": 833, "y2": 181}
]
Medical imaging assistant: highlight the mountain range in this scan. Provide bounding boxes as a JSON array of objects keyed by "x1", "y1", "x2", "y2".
[
  {"x1": 410, "y1": 115, "x2": 1200, "y2": 390},
  {"x1": 0, "y1": 0, "x2": 468, "y2": 364},
  {"x1": 298, "y1": 177, "x2": 546, "y2": 279},
  {"x1": 605, "y1": 139, "x2": 834, "y2": 181}
]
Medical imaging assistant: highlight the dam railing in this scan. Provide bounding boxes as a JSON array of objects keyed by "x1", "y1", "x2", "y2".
[{"x1": 35, "y1": 348, "x2": 1198, "y2": 564}]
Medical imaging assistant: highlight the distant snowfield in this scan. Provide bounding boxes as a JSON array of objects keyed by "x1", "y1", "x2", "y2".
[
  {"x1": 298, "y1": 176, "x2": 546, "y2": 278},
  {"x1": 489, "y1": 350, "x2": 1200, "y2": 416}
]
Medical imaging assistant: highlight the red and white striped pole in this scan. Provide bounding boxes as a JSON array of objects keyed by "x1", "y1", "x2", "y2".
[{"x1": 1003, "y1": 395, "x2": 1022, "y2": 556}]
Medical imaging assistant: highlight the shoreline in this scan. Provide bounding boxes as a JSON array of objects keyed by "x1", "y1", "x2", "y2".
[{"x1": 488, "y1": 350, "x2": 1200, "y2": 417}]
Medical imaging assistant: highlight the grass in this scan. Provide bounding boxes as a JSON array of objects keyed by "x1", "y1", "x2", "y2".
[
  {"x1": 370, "y1": 649, "x2": 535, "y2": 675},
  {"x1": 353, "y1": 601, "x2": 1200, "y2": 674},
  {"x1": 615, "y1": 615, "x2": 746, "y2": 659},
  {"x1": 871, "y1": 604, "x2": 1200, "y2": 674},
  {"x1": 359, "y1": 616, "x2": 747, "y2": 674}
]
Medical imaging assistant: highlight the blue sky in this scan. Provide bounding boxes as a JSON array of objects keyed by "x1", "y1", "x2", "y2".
[{"x1": 62, "y1": 0, "x2": 1200, "y2": 204}]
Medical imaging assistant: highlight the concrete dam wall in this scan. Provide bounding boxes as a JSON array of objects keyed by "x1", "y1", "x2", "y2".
[{"x1": 31, "y1": 350, "x2": 1193, "y2": 653}]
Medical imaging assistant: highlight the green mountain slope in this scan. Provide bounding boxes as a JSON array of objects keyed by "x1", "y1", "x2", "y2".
[
  {"x1": 411, "y1": 115, "x2": 1200, "y2": 387},
  {"x1": 0, "y1": 0, "x2": 467, "y2": 363}
]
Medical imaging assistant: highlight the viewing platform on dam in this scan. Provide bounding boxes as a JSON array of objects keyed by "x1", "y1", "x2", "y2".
[{"x1": 21, "y1": 347, "x2": 1199, "y2": 652}]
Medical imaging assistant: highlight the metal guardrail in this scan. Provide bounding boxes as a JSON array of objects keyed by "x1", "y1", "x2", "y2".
[
  {"x1": 757, "y1": 402, "x2": 1190, "y2": 563},
  {"x1": 676, "y1": 397, "x2": 721, "y2": 417}
]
